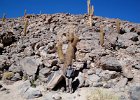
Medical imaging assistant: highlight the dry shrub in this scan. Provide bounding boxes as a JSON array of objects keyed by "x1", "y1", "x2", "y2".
[{"x1": 87, "y1": 88, "x2": 119, "y2": 100}]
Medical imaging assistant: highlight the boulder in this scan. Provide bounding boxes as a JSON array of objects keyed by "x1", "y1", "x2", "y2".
[
  {"x1": 23, "y1": 87, "x2": 42, "y2": 99},
  {"x1": 99, "y1": 70, "x2": 118, "y2": 81},
  {"x1": 129, "y1": 86, "x2": 140, "y2": 100},
  {"x1": 20, "y1": 57, "x2": 39, "y2": 76},
  {"x1": 46, "y1": 70, "x2": 64, "y2": 90},
  {"x1": 100, "y1": 56, "x2": 122, "y2": 72},
  {"x1": 115, "y1": 78, "x2": 128, "y2": 88}
]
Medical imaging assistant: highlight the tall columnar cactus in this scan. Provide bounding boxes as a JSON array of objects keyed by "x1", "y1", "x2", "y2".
[
  {"x1": 2, "y1": 13, "x2": 6, "y2": 22},
  {"x1": 23, "y1": 18, "x2": 28, "y2": 35},
  {"x1": 56, "y1": 40, "x2": 65, "y2": 64},
  {"x1": 99, "y1": 25, "x2": 104, "y2": 47},
  {"x1": 87, "y1": 0, "x2": 91, "y2": 15},
  {"x1": 116, "y1": 19, "x2": 120, "y2": 33},
  {"x1": 87, "y1": 0, "x2": 94, "y2": 27},
  {"x1": 24, "y1": 9, "x2": 27, "y2": 17}
]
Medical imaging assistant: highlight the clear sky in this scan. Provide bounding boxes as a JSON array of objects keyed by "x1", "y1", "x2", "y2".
[{"x1": 0, "y1": 0, "x2": 140, "y2": 23}]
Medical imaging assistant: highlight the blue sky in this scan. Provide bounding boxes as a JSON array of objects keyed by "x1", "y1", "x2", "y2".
[{"x1": 0, "y1": 0, "x2": 140, "y2": 23}]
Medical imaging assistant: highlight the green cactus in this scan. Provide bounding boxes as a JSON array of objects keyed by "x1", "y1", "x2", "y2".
[
  {"x1": 100, "y1": 25, "x2": 104, "y2": 47},
  {"x1": 23, "y1": 18, "x2": 28, "y2": 35},
  {"x1": 116, "y1": 19, "x2": 120, "y2": 33}
]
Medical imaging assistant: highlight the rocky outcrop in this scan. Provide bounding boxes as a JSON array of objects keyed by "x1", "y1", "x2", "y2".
[{"x1": 0, "y1": 13, "x2": 140, "y2": 99}]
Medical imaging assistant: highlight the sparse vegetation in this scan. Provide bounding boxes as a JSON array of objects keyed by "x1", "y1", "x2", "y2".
[
  {"x1": 87, "y1": 88, "x2": 119, "y2": 100},
  {"x1": 2, "y1": 72, "x2": 14, "y2": 80}
]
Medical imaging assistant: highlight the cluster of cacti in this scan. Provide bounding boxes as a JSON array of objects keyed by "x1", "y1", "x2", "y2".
[
  {"x1": 99, "y1": 25, "x2": 104, "y2": 47},
  {"x1": 56, "y1": 28, "x2": 79, "y2": 72},
  {"x1": 23, "y1": 18, "x2": 28, "y2": 35},
  {"x1": 87, "y1": 0, "x2": 94, "y2": 27},
  {"x1": 2, "y1": 13, "x2": 6, "y2": 22},
  {"x1": 116, "y1": 19, "x2": 121, "y2": 33}
]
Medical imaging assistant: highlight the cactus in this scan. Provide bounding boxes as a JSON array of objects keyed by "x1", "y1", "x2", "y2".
[
  {"x1": 72, "y1": 34, "x2": 79, "y2": 48},
  {"x1": 56, "y1": 40, "x2": 65, "y2": 64},
  {"x1": 87, "y1": 0, "x2": 91, "y2": 15},
  {"x1": 24, "y1": 9, "x2": 27, "y2": 17},
  {"x1": 116, "y1": 19, "x2": 120, "y2": 33},
  {"x1": 66, "y1": 32, "x2": 74, "y2": 42},
  {"x1": 99, "y1": 25, "x2": 104, "y2": 47},
  {"x1": 23, "y1": 18, "x2": 28, "y2": 35},
  {"x1": 63, "y1": 42, "x2": 75, "y2": 72},
  {"x1": 2, "y1": 13, "x2": 6, "y2": 22},
  {"x1": 87, "y1": 0, "x2": 94, "y2": 27}
]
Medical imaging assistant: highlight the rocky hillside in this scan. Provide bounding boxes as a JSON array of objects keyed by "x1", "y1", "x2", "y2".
[{"x1": 0, "y1": 13, "x2": 140, "y2": 100}]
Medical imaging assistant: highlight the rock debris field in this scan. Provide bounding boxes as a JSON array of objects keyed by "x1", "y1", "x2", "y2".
[{"x1": 0, "y1": 13, "x2": 140, "y2": 100}]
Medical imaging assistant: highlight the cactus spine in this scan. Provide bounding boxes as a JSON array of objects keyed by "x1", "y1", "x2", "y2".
[
  {"x1": 116, "y1": 19, "x2": 120, "y2": 33},
  {"x1": 100, "y1": 25, "x2": 104, "y2": 47}
]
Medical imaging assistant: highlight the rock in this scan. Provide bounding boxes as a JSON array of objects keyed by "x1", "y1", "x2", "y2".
[
  {"x1": 100, "y1": 56, "x2": 122, "y2": 71},
  {"x1": 116, "y1": 78, "x2": 128, "y2": 88},
  {"x1": 0, "y1": 31, "x2": 14, "y2": 46},
  {"x1": 11, "y1": 73, "x2": 21, "y2": 81},
  {"x1": 73, "y1": 62, "x2": 84, "y2": 70},
  {"x1": 52, "y1": 93, "x2": 62, "y2": 100},
  {"x1": 24, "y1": 46, "x2": 34, "y2": 56},
  {"x1": 99, "y1": 70, "x2": 118, "y2": 81},
  {"x1": 86, "y1": 74, "x2": 101, "y2": 86},
  {"x1": 18, "y1": 80, "x2": 31, "y2": 94},
  {"x1": 117, "y1": 32, "x2": 138, "y2": 47},
  {"x1": 9, "y1": 63, "x2": 22, "y2": 73},
  {"x1": 122, "y1": 66, "x2": 133, "y2": 79},
  {"x1": 133, "y1": 63, "x2": 140, "y2": 69},
  {"x1": 52, "y1": 66, "x2": 59, "y2": 71},
  {"x1": 0, "y1": 43, "x2": 3, "y2": 48},
  {"x1": 39, "y1": 67, "x2": 51, "y2": 82},
  {"x1": 20, "y1": 57, "x2": 39, "y2": 76},
  {"x1": 129, "y1": 86, "x2": 140, "y2": 100},
  {"x1": 0, "y1": 55, "x2": 8, "y2": 70},
  {"x1": 23, "y1": 87, "x2": 42, "y2": 99},
  {"x1": 46, "y1": 70, "x2": 64, "y2": 90}
]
